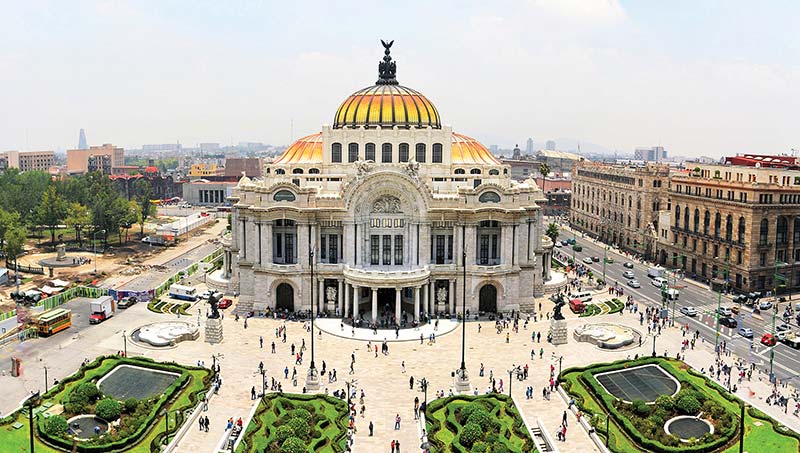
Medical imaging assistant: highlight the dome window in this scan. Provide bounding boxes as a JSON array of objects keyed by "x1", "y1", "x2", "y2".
[
  {"x1": 454, "y1": 168, "x2": 465, "y2": 174},
  {"x1": 479, "y1": 192, "x2": 501, "y2": 203},
  {"x1": 292, "y1": 168, "x2": 304, "y2": 174},
  {"x1": 470, "y1": 168, "x2": 482, "y2": 175},
  {"x1": 432, "y1": 143, "x2": 443, "y2": 163},
  {"x1": 382, "y1": 143, "x2": 393, "y2": 163},
  {"x1": 331, "y1": 143, "x2": 342, "y2": 163},
  {"x1": 489, "y1": 169, "x2": 499, "y2": 175},
  {"x1": 275, "y1": 169, "x2": 286, "y2": 175},
  {"x1": 309, "y1": 168, "x2": 320, "y2": 174},
  {"x1": 274, "y1": 190, "x2": 296, "y2": 202},
  {"x1": 399, "y1": 143, "x2": 409, "y2": 162},
  {"x1": 365, "y1": 143, "x2": 376, "y2": 161}
]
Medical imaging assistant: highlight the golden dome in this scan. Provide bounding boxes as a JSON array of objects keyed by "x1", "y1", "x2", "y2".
[
  {"x1": 334, "y1": 85, "x2": 441, "y2": 129},
  {"x1": 273, "y1": 133, "x2": 322, "y2": 165},
  {"x1": 451, "y1": 133, "x2": 501, "y2": 165}
]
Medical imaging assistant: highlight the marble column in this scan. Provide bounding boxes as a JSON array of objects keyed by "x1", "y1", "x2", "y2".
[
  {"x1": 413, "y1": 286, "x2": 420, "y2": 322},
  {"x1": 337, "y1": 280, "x2": 343, "y2": 316},
  {"x1": 395, "y1": 288, "x2": 402, "y2": 324},
  {"x1": 449, "y1": 280, "x2": 456, "y2": 314},
  {"x1": 318, "y1": 279, "x2": 325, "y2": 313},
  {"x1": 353, "y1": 286, "x2": 359, "y2": 319},
  {"x1": 344, "y1": 282, "x2": 350, "y2": 318},
  {"x1": 429, "y1": 281, "x2": 434, "y2": 313},
  {"x1": 264, "y1": 223, "x2": 273, "y2": 265},
  {"x1": 371, "y1": 288, "x2": 378, "y2": 322}
]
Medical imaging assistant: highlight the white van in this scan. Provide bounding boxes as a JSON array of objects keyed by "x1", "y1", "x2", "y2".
[
  {"x1": 569, "y1": 291, "x2": 593, "y2": 302},
  {"x1": 169, "y1": 284, "x2": 197, "y2": 301},
  {"x1": 650, "y1": 277, "x2": 667, "y2": 288}
]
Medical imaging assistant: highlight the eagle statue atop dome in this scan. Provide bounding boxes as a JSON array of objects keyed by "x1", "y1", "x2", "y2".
[{"x1": 377, "y1": 40, "x2": 398, "y2": 85}]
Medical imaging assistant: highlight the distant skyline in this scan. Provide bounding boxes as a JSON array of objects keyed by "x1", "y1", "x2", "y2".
[{"x1": 1, "y1": 1, "x2": 798, "y2": 157}]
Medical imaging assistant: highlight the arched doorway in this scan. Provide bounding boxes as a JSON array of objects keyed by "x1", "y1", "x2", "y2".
[
  {"x1": 276, "y1": 283, "x2": 294, "y2": 312},
  {"x1": 479, "y1": 284, "x2": 497, "y2": 313}
]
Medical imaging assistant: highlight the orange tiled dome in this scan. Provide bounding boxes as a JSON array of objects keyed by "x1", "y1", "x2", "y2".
[
  {"x1": 273, "y1": 133, "x2": 323, "y2": 164},
  {"x1": 333, "y1": 84, "x2": 441, "y2": 129},
  {"x1": 451, "y1": 133, "x2": 501, "y2": 165}
]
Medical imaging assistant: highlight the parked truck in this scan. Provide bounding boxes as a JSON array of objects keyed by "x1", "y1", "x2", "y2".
[
  {"x1": 88, "y1": 296, "x2": 115, "y2": 324},
  {"x1": 169, "y1": 284, "x2": 198, "y2": 301},
  {"x1": 648, "y1": 266, "x2": 666, "y2": 279},
  {"x1": 782, "y1": 332, "x2": 800, "y2": 349}
]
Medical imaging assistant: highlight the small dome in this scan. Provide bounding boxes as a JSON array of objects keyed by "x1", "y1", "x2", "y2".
[
  {"x1": 273, "y1": 133, "x2": 323, "y2": 164},
  {"x1": 451, "y1": 133, "x2": 501, "y2": 165}
]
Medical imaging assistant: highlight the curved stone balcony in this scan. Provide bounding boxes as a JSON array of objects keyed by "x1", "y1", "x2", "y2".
[
  {"x1": 220, "y1": 231, "x2": 232, "y2": 247},
  {"x1": 343, "y1": 265, "x2": 431, "y2": 288}
]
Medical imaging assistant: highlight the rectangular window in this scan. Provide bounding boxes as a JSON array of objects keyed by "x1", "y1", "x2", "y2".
[
  {"x1": 365, "y1": 143, "x2": 375, "y2": 161},
  {"x1": 479, "y1": 234, "x2": 489, "y2": 265},
  {"x1": 383, "y1": 235, "x2": 392, "y2": 265},
  {"x1": 394, "y1": 235, "x2": 403, "y2": 265},
  {"x1": 320, "y1": 236, "x2": 327, "y2": 260},
  {"x1": 331, "y1": 143, "x2": 342, "y2": 163},
  {"x1": 275, "y1": 234, "x2": 283, "y2": 258},
  {"x1": 370, "y1": 235, "x2": 380, "y2": 265},
  {"x1": 737, "y1": 250, "x2": 743, "y2": 265},
  {"x1": 760, "y1": 252, "x2": 766, "y2": 267},
  {"x1": 415, "y1": 143, "x2": 426, "y2": 162},
  {"x1": 447, "y1": 235, "x2": 453, "y2": 260},
  {"x1": 285, "y1": 234, "x2": 294, "y2": 264},
  {"x1": 328, "y1": 235, "x2": 338, "y2": 264},
  {"x1": 399, "y1": 143, "x2": 409, "y2": 162},
  {"x1": 795, "y1": 249, "x2": 800, "y2": 262},
  {"x1": 778, "y1": 250, "x2": 785, "y2": 262},
  {"x1": 491, "y1": 234, "x2": 499, "y2": 260},
  {"x1": 435, "y1": 235, "x2": 445, "y2": 264}
]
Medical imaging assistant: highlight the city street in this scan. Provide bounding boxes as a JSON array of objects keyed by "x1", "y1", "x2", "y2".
[{"x1": 554, "y1": 222, "x2": 800, "y2": 386}]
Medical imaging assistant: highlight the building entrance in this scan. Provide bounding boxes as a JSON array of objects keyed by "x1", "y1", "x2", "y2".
[
  {"x1": 479, "y1": 284, "x2": 497, "y2": 313},
  {"x1": 275, "y1": 283, "x2": 294, "y2": 312}
]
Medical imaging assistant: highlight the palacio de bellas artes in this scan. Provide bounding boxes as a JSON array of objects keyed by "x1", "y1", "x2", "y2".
[{"x1": 223, "y1": 42, "x2": 554, "y2": 326}]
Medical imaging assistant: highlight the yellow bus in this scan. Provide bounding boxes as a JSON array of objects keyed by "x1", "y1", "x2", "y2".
[{"x1": 35, "y1": 308, "x2": 72, "y2": 336}]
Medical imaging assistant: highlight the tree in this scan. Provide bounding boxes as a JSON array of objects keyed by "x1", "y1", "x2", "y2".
[
  {"x1": 546, "y1": 223, "x2": 560, "y2": 243},
  {"x1": 64, "y1": 203, "x2": 91, "y2": 247},
  {"x1": 539, "y1": 162, "x2": 551, "y2": 198},
  {"x1": 133, "y1": 179, "x2": 154, "y2": 238},
  {"x1": 91, "y1": 192, "x2": 129, "y2": 246},
  {"x1": 36, "y1": 185, "x2": 68, "y2": 245},
  {"x1": 280, "y1": 437, "x2": 307, "y2": 453},
  {"x1": 0, "y1": 208, "x2": 21, "y2": 250},
  {"x1": 4, "y1": 225, "x2": 26, "y2": 270},
  {"x1": 122, "y1": 201, "x2": 140, "y2": 243},
  {"x1": 95, "y1": 397, "x2": 121, "y2": 420},
  {"x1": 43, "y1": 415, "x2": 69, "y2": 436}
]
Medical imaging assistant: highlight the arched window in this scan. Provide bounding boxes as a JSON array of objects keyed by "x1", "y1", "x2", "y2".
[
  {"x1": 703, "y1": 210, "x2": 710, "y2": 235},
  {"x1": 693, "y1": 209, "x2": 700, "y2": 232},
  {"x1": 308, "y1": 168, "x2": 320, "y2": 174},
  {"x1": 454, "y1": 168, "x2": 465, "y2": 174},
  {"x1": 348, "y1": 143, "x2": 358, "y2": 162},
  {"x1": 399, "y1": 143, "x2": 409, "y2": 162},
  {"x1": 714, "y1": 213, "x2": 721, "y2": 238},
  {"x1": 739, "y1": 217, "x2": 746, "y2": 244},
  {"x1": 365, "y1": 143, "x2": 375, "y2": 161},
  {"x1": 794, "y1": 217, "x2": 800, "y2": 244},
  {"x1": 674, "y1": 205, "x2": 680, "y2": 228},
  {"x1": 273, "y1": 190, "x2": 296, "y2": 201},
  {"x1": 292, "y1": 168, "x2": 303, "y2": 174},
  {"x1": 415, "y1": 143, "x2": 426, "y2": 162},
  {"x1": 275, "y1": 169, "x2": 286, "y2": 175},
  {"x1": 489, "y1": 169, "x2": 499, "y2": 175},
  {"x1": 432, "y1": 143, "x2": 443, "y2": 163},
  {"x1": 725, "y1": 215, "x2": 733, "y2": 241},
  {"x1": 381, "y1": 143, "x2": 392, "y2": 163},
  {"x1": 479, "y1": 191, "x2": 501, "y2": 203},
  {"x1": 777, "y1": 217, "x2": 788, "y2": 244},
  {"x1": 683, "y1": 206, "x2": 689, "y2": 230},
  {"x1": 470, "y1": 168, "x2": 481, "y2": 175},
  {"x1": 503, "y1": 168, "x2": 507, "y2": 175},
  {"x1": 331, "y1": 143, "x2": 342, "y2": 163},
  {"x1": 759, "y1": 218, "x2": 768, "y2": 245}
]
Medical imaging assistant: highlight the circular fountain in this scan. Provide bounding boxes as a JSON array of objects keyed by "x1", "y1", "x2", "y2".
[
  {"x1": 131, "y1": 321, "x2": 199, "y2": 348},
  {"x1": 573, "y1": 323, "x2": 641, "y2": 350}
]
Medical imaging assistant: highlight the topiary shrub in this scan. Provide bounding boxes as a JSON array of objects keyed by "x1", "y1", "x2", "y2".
[
  {"x1": 95, "y1": 397, "x2": 122, "y2": 421},
  {"x1": 654, "y1": 394, "x2": 674, "y2": 412},
  {"x1": 466, "y1": 410, "x2": 495, "y2": 431},
  {"x1": 460, "y1": 422, "x2": 482, "y2": 448},
  {"x1": 280, "y1": 436, "x2": 307, "y2": 453},
  {"x1": 632, "y1": 399, "x2": 650, "y2": 416},
  {"x1": 470, "y1": 441, "x2": 490, "y2": 453},
  {"x1": 290, "y1": 408, "x2": 312, "y2": 423},
  {"x1": 286, "y1": 417, "x2": 310, "y2": 439},
  {"x1": 124, "y1": 398, "x2": 139, "y2": 414},
  {"x1": 75, "y1": 382, "x2": 101, "y2": 403},
  {"x1": 274, "y1": 425, "x2": 294, "y2": 445},
  {"x1": 459, "y1": 402, "x2": 485, "y2": 422},
  {"x1": 43, "y1": 415, "x2": 68, "y2": 436},
  {"x1": 675, "y1": 393, "x2": 701, "y2": 415}
]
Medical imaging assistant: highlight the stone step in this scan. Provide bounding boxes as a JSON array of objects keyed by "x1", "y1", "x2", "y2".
[
  {"x1": 530, "y1": 426, "x2": 554, "y2": 452},
  {"x1": 232, "y1": 300, "x2": 254, "y2": 316}
]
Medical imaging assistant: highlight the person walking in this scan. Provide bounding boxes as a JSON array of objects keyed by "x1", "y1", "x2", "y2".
[
  {"x1": 198, "y1": 417, "x2": 204, "y2": 431},
  {"x1": 562, "y1": 410, "x2": 568, "y2": 427},
  {"x1": 394, "y1": 413, "x2": 401, "y2": 429},
  {"x1": 259, "y1": 336, "x2": 263, "y2": 348},
  {"x1": 369, "y1": 420, "x2": 374, "y2": 436},
  {"x1": 204, "y1": 416, "x2": 210, "y2": 432},
  {"x1": 409, "y1": 376, "x2": 415, "y2": 390},
  {"x1": 391, "y1": 439, "x2": 396, "y2": 453}
]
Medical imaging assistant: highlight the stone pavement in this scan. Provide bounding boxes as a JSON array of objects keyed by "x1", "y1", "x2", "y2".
[{"x1": 315, "y1": 317, "x2": 459, "y2": 342}]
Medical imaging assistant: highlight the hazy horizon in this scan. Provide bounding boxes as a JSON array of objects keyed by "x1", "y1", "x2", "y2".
[{"x1": 2, "y1": 1, "x2": 798, "y2": 158}]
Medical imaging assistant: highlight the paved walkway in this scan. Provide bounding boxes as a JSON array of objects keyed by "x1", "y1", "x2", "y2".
[{"x1": 315, "y1": 317, "x2": 459, "y2": 342}]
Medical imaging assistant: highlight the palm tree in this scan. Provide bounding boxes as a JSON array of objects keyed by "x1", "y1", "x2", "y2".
[
  {"x1": 539, "y1": 162, "x2": 551, "y2": 197},
  {"x1": 546, "y1": 223, "x2": 559, "y2": 243}
]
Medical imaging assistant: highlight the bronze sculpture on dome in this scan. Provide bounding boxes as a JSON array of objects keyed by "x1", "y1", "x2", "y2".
[{"x1": 377, "y1": 40, "x2": 398, "y2": 85}]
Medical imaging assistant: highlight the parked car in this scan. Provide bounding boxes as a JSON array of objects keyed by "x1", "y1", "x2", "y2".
[
  {"x1": 716, "y1": 306, "x2": 732, "y2": 317},
  {"x1": 117, "y1": 297, "x2": 137, "y2": 309},
  {"x1": 604, "y1": 257, "x2": 615, "y2": 264},
  {"x1": 759, "y1": 300, "x2": 773, "y2": 310},
  {"x1": 572, "y1": 245, "x2": 583, "y2": 252},
  {"x1": 567, "y1": 238, "x2": 576, "y2": 245},
  {"x1": 622, "y1": 270, "x2": 635, "y2": 279},
  {"x1": 623, "y1": 262, "x2": 634, "y2": 269},
  {"x1": 719, "y1": 317, "x2": 737, "y2": 328},
  {"x1": 561, "y1": 240, "x2": 570, "y2": 246},
  {"x1": 627, "y1": 279, "x2": 641, "y2": 288},
  {"x1": 738, "y1": 327, "x2": 754, "y2": 338},
  {"x1": 554, "y1": 242, "x2": 562, "y2": 248},
  {"x1": 591, "y1": 256, "x2": 600, "y2": 262},
  {"x1": 776, "y1": 324, "x2": 791, "y2": 333},
  {"x1": 218, "y1": 298, "x2": 233, "y2": 309},
  {"x1": 583, "y1": 257, "x2": 593, "y2": 264},
  {"x1": 730, "y1": 305, "x2": 740, "y2": 315},
  {"x1": 680, "y1": 306, "x2": 698, "y2": 317},
  {"x1": 761, "y1": 333, "x2": 777, "y2": 347}
]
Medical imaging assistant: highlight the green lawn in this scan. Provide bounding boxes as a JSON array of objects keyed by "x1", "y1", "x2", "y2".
[
  {"x1": 235, "y1": 393, "x2": 348, "y2": 453},
  {"x1": 560, "y1": 358, "x2": 800, "y2": 453},
  {"x1": 425, "y1": 394, "x2": 535, "y2": 452},
  {"x1": 0, "y1": 356, "x2": 210, "y2": 452}
]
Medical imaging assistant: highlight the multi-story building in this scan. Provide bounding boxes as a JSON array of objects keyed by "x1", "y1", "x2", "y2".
[
  {"x1": 224, "y1": 43, "x2": 552, "y2": 319},
  {"x1": 224, "y1": 158, "x2": 262, "y2": 178},
  {"x1": 658, "y1": 163, "x2": 800, "y2": 293},
  {"x1": 571, "y1": 161, "x2": 669, "y2": 259},
  {"x1": 634, "y1": 146, "x2": 667, "y2": 162},
  {"x1": 66, "y1": 144, "x2": 124, "y2": 175},
  {"x1": 1, "y1": 150, "x2": 55, "y2": 172},
  {"x1": 188, "y1": 163, "x2": 223, "y2": 178}
]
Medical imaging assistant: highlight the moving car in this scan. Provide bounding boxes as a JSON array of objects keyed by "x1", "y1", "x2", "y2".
[
  {"x1": 604, "y1": 257, "x2": 615, "y2": 264},
  {"x1": 680, "y1": 306, "x2": 698, "y2": 317},
  {"x1": 567, "y1": 238, "x2": 576, "y2": 245},
  {"x1": 738, "y1": 327, "x2": 754, "y2": 338},
  {"x1": 561, "y1": 240, "x2": 569, "y2": 246},
  {"x1": 716, "y1": 306, "x2": 732, "y2": 317},
  {"x1": 591, "y1": 256, "x2": 600, "y2": 262},
  {"x1": 761, "y1": 333, "x2": 777, "y2": 347},
  {"x1": 719, "y1": 317, "x2": 737, "y2": 328},
  {"x1": 622, "y1": 270, "x2": 635, "y2": 279},
  {"x1": 730, "y1": 306, "x2": 740, "y2": 315},
  {"x1": 650, "y1": 277, "x2": 667, "y2": 288},
  {"x1": 776, "y1": 324, "x2": 791, "y2": 334},
  {"x1": 572, "y1": 245, "x2": 583, "y2": 252},
  {"x1": 554, "y1": 242, "x2": 562, "y2": 248},
  {"x1": 117, "y1": 296, "x2": 137, "y2": 309},
  {"x1": 627, "y1": 279, "x2": 641, "y2": 288},
  {"x1": 759, "y1": 300, "x2": 773, "y2": 310},
  {"x1": 623, "y1": 262, "x2": 634, "y2": 269},
  {"x1": 569, "y1": 299, "x2": 585, "y2": 314},
  {"x1": 88, "y1": 296, "x2": 115, "y2": 324},
  {"x1": 218, "y1": 298, "x2": 233, "y2": 309},
  {"x1": 583, "y1": 257, "x2": 593, "y2": 264}
]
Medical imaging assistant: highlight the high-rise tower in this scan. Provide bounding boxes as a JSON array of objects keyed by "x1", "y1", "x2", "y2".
[{"x1": 78, "y1": 129, "x2": 88, "y2": 150}]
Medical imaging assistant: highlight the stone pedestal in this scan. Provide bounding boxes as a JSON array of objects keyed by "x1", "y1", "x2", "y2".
[
  {"x1": 305, "y1": 367, "x2": 321, "y2": 391},
  {"x1": 550, "y1": 319, "x2": 568, "y2": 345},
  {"x1": 453, "y1": 368, "x2": 472, "y2": 393},
  {"x1": 56, "y1": 244, "x2": 66, "y2": 261},
  {"x1": 205, "y1": 317, "x2": 223, "y2": 344}
]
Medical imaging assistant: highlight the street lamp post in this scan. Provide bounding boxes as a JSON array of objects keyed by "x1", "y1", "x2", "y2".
[
  {"x1": 122, "y1": 330, "x2": 127, "y2": 357},
  {"x1": 652, "y1": 334, "x2": 657, "y2": 357},
  {"x1": 27, "y1": 391, "x2": 39, "y2": 453},
  {"x1": 44, "y1": 366, "x2": 48, "y2": 393},
  {"x1": 714, "y1": 257, "x2": 730, "y2": 354},
  {"x1": 93, "y1": 229, "x2": 106, "y2": 274},
  {"x1": 507, "y1": 368, "x2": 514, "y2": 397},
  {"x1": 770, "y1": 257, "x2": 786, "y2": 382},
  {"x1": 306, "y1": 247, "x2": 319, "y2": 390},
  {"x1": 260, "y1": 368, "x2": 266, "y2": 398},
  {"x1": 454, "y1": 225, "x2": 470, "y2": 392}
]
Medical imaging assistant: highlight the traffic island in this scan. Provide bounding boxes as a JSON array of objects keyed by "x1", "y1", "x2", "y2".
[
  {"x1": 559, "y1": 357, "x2": 800, "y2": 452},
  {"x1": 234, "y1": 393, "x2": 349, "y2": 453},
  {"x1": 425, "y1": 394, "x2": 535, "y2": 452}
]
